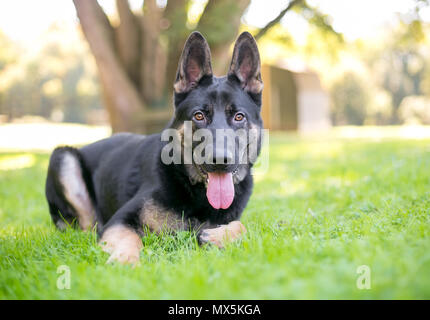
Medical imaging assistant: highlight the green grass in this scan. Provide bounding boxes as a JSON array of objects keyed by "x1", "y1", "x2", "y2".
[{"x1": 1, "y1": 131, "x2": 429, "y2": 299}]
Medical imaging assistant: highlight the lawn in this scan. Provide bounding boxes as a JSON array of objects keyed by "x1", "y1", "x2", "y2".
[{"x1": 0, "y1": 127, "x2": 429, "y2": 299}]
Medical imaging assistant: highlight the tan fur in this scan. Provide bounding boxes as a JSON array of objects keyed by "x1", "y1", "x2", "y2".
[
  {"x1": 173, "y1": 78, "x2": 188, "y2": 93},
  {"x1": 60, "y1": 153, "x2": 95, "y2": 230},
  {"x1": 200, "y1": 221, "x2": 247, "y2": 248},
  {"x1": 99, "y1": 225, "x2": 143, "y2": 265},
  {"x1": 176, "y1": 122, "x2": 207, "y2": 185},
  {"x1": 140, "y1": 200, "x2": 188, "y2": 234},
  {"x1": 176, "y1": 123, "x2": 185, "y2": 143}
]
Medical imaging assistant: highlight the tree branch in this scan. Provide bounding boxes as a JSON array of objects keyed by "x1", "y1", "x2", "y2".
[
  {"x1": 73, "y1": 0, "x2": 116, "y2": 56},
  {"x1": 254, "y1": 0, "x2": 302, "y2": 40}
]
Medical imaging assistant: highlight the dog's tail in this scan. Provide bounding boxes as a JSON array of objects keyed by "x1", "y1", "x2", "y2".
[{"x1": 45, "y1": 146, "x2": 98, "y2": 231}]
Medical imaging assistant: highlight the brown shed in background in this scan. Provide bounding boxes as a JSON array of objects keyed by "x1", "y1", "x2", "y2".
[{"x1": 261, "y1": 64, "x2": 331, "y2": 132}]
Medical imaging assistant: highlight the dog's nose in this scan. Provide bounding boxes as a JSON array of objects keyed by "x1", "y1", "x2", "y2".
[
  {"x1": 202, "y1": 147, "x2": 235, "y2": 173},
  {"x1": 213, "y1": 148, "x2": 233, "y2": 165}
]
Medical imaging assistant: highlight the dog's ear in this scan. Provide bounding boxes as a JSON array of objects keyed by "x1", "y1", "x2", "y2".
[
  {"x1": 174, "y1": 32, "x2": 213, "y2": 94},
  {"x1": 228, "y1": 32, "x2": 263, "y2": 94}
]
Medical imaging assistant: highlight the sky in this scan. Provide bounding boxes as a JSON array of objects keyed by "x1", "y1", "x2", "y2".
[{"x1": 0, "y1": 0, "x2": 429, "y2": 45}]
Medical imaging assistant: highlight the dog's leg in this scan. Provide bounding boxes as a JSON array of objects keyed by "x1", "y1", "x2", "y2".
[
  {"x1": 99, "y1": 196, "x2": 144, "y2": 265},
  {"x1": 141, "y1": 201, "x2": 247, "y2": 249},
  {"x1": 139, "y1": 199, "x2": 191, "y2": 235},
  {"x1": 198, "y1": 221, "x2": 247, "y2": 248},
  {"x1": 100, "y1": 224, "x2": 143, "y2": 265},
  {"x1": 100, "y1": 198, "x2": 199, "y2": 265}
]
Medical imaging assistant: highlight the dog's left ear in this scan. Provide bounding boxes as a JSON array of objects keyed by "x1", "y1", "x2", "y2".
[
  {"x1": 228, "y1": 32, "x2": 263, "y2": 94},
  {"x1": 174, "y1": 32, "x2": 213, "y2": 94}
]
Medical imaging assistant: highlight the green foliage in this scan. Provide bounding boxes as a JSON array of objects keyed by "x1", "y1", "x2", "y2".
[
  {"x1": 325, "y1": 21, "x2": 430, "y2": 125},
  {"x1": 1, "y1": 131, "x2": 430, "y2": 299},
  {"x1": 296, "y1": 1, "x2": 343, "y2": 44}
]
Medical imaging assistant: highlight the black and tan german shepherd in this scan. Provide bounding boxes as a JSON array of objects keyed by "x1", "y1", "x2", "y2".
[{"x1": 45, "y1": 31, "x2": 264, "y2": 264}]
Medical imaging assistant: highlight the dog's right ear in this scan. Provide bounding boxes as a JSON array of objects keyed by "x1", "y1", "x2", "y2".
[
  {"x1": 174, "y1": 32, "x2": 213, "y2": 94},
  {"x1": 228, "y1": 32, "x2": 263, "y2": 95}
]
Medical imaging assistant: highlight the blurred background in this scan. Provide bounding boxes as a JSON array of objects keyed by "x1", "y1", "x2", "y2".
[{"x1": 0, "y1": 0, "x2": 430, "y2": 149}]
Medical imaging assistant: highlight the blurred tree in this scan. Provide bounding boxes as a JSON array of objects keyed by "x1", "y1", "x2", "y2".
[
  {"x1": 328, "y1": 0, "x2": 430, "y2": 126},
  {"x1": 330, "y1": 72, "x2": 369, "y2": 125},
  {"x1": 0, "y1": 24, "x2": 102, "y2": 123},
  {"x1": 73, "y1": 0, "x2": 334, "y2": 133},
  {"x1": 363, "y1": 0, "x2": 430, "y2": 124},
  {"x1": 378, "y1": 26, "x2": 429, "y2": 123}
]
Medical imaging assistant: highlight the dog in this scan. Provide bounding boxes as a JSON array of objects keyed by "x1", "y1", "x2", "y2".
[{"x1": 45, "y1": 31, "x2": 264, "y2": 264}]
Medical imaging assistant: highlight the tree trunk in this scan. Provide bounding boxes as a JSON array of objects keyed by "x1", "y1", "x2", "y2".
[
  {"x1": 140, "y1": 0, "x2": 166, "y2": 105},
  {"x1": 116, "y1": 0, "x2": 141, "y2": 88},
  {"x1": 74, "y1": 0, "x2": 147, "y2": 133},
  {"x1": 162, "y1": 0, "x2": 191, "y2": 107}
]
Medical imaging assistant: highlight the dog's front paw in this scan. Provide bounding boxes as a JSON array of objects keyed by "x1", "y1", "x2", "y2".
[
  {"x1": 199, "y1": 226, "x2": 227, "y2": 248},
  {"x1": 99, "y1": 225, "x2": 142, "y2": 266},
  {"x1": 199, "y1": 221, "x2": 246, "y2": 248},
  {"x1": 104, "y1": 246, "x2": 141, "y2": 265}
]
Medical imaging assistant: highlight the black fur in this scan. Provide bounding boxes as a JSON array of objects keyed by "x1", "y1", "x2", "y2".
[{"x1": 45, "y1": 31, "x2": 264, "y2": 245}]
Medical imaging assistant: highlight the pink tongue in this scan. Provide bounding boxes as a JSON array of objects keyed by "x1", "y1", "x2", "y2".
[{"x1": 206, "y1": 172, "x2": 234, "y2": 210}]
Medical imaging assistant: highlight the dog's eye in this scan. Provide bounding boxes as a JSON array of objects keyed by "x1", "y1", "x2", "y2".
[
  {"x1": 234, "y1": 112, "x2": 245, "y2": 122},
  {"x1": 193, "y1": 111, "x2": 205, "y2": 121}
]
